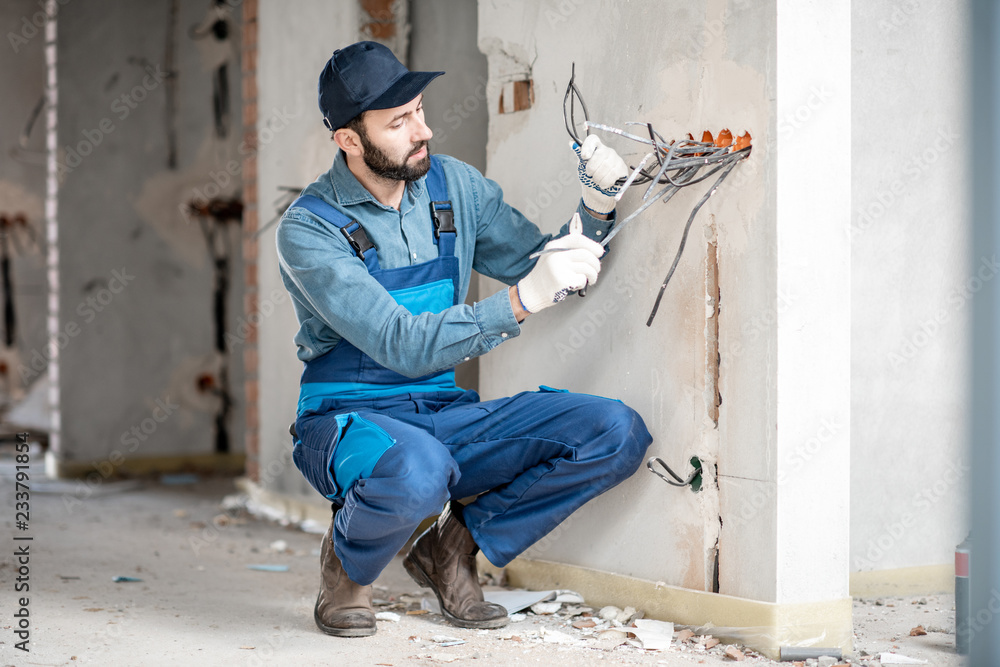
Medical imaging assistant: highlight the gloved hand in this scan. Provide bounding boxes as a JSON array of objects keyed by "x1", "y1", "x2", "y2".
[
  {"x1": 573, "y1": 134, "x2": 630, "y2": 215},
  {"x1": 516, "y1": 214, "x2": 604, "y2": 313}
]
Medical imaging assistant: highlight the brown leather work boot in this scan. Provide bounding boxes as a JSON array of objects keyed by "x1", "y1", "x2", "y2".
[
  {"x1": 314, "y1": 514, "x2": 376, "y2": 637},
  {"x1": 403, "y1": 502, "x2": 508, "y2": 629}
]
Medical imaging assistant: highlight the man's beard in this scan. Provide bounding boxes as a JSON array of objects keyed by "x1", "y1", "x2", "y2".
[{"x1": 359, "y1": 133, "x2": 431, "y2": 183}]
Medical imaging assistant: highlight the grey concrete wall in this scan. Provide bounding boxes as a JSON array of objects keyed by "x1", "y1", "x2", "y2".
[
  {"x1": 0, "y1": 0, "x2": 50, "y2": 408},
  {"x1": 52, "y1": 1, "x2": 244, "y2": 465},
  {"x1": 477, "y1": 0, "x2": 776, "y2": 596},
  {"x1": 850, "y1": 2, "x2": 971, "y2": 573}
]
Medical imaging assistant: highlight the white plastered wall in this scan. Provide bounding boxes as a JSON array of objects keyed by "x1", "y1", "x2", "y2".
[{"x1": 849, "y1": 1, "x2": 971, "y2": 577}]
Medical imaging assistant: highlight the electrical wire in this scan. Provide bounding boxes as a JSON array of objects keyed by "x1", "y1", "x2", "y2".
[{"x1": 562, "y1": 66, "x2": 751, "y2": 326}]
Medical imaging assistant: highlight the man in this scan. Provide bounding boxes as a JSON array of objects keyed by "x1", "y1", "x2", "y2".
[{"x1": 276, "y1": 41, "x2": 653, "y2": 638}]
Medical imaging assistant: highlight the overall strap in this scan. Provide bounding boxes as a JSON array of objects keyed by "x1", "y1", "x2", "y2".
[
  {"x1": 290, "y1": 195, "x2": 380, "y2": 272},
  {"x1": 426, "y1": 156, "x2": 456, "y2": 257}
]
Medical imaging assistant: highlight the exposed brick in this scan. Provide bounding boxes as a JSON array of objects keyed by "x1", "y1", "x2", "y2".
[
  {"x1": 363, "y1": 21, "x2": 396, "y2": 40},
  {"x1": 242, "y1": 76, "x2": 257, "y2": 103},
  {"x1": 243, "y1": 237, "x2": 259, "y2": 261},
  {"x1": 245, "y1": 262, "x2": 258, "y2": 288},
  {"x1": 242, "y1": 0, "x2": 258, "y2": 24},
  {"x1": 242, "y1": 130, "x2": 258, "y2": 152},
  {"x1": 244, "y1": 295, "x2": 258, "y2": 324},
  {"x1": 244, "y1": 346, "x2": 259, "y2": 376},
  {"x1": 245, "y1": 456, "x2": 259, "y2": 483},
  {"x1": 241, "y1": 48, "x2": 257, "y2": 74},
  {"x1": 242, "y1": 20, "x2": 257, "y2": 50},
  {"x1": 245, "y1": 378, "x2": 259, "y2": 404},
  {"x1": 242, "y1": 156, "x2": 257, "y2": 182},
  {"x1": 243, "y1": 181, "x2": 258, "y2": 205},
  {"x1": 244, "y1": 320, "x2": 258, "y2": 344},
  {"x1": 361, "y1": 0, "x2": 393, "y2": 18},
  {"x1": 243, "y1": 207, "x2": 258, "y2": 232},
  {"x1": 246, "y1": 403, "x2": 260, "y2": 430},
  {"x1": 242, "y1": 100, "x2": 257, "y2": 129}
]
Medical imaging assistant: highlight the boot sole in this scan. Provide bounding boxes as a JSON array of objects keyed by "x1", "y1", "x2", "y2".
[
  {"x1": 314, "y1": 595, "x2": 377, "y2": 637},
  {"x1": 402, "y1": 555, "x2": 509, "y2": 630}
]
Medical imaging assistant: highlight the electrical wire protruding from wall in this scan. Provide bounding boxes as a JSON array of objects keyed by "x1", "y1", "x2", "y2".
[{"x1": 562, "y1": 67, "x2": 751, "y2": 326}]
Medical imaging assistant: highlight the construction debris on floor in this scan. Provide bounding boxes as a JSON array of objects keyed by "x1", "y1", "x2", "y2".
[{"x1": 0, "y1": 471, "x2": 964, "y2": 666}]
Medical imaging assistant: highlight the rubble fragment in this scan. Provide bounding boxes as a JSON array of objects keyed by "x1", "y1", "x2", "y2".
[
  {"x1": 616, "y1": 605, "x2": 641, "y2": 624},
  {"x1": 598, "y1": 605, "x2": 621, "y2": 620},
  {"x1": 724, "y1": 646, "x2": 745, "y2": 661},
  {"x1": 627, "y1": 619, "x2": 674, "y2": 651},
  {"x1": 530, "y1": 601, "x2": 562, "y2": 615},
  {"x1": 540, "y1": 627, "x2": 579, "y2": 645}
]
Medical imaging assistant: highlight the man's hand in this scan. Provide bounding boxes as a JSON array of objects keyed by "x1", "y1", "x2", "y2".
[
  {"x1": 574, "y1": 135, "x2": 629, "y2": 215},
  {"x1": 516, "y1": 215, "x2": 604, "y2": 314}
]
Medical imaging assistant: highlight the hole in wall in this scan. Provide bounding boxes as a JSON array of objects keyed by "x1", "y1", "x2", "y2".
[{"x1": 498, "y1": 80, "x2": 534, "y2": 114}]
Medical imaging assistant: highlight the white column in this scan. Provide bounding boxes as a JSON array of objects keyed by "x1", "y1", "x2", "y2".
[{"x1": 773, "y1": 0, "x2": 851, "y2": 604}]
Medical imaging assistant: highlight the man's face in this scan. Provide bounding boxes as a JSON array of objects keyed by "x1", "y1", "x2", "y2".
[{"x1": 355, "y1": 95, "x2": 433, "y2": 182}]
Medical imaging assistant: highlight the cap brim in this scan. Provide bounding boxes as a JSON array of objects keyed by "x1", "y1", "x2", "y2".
[{"x1": 368, "y1": 70, "x2": 444, "y2": 112}]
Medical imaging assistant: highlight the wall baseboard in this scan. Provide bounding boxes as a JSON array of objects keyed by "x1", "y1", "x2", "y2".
[{"x1": 478, "y1": 555, "x2": 853, "y2": 660}]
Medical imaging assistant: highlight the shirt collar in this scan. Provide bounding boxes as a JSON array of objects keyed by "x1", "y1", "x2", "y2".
[{"x1": 328, "y1": 150, "x2": 427, "y2": 209}]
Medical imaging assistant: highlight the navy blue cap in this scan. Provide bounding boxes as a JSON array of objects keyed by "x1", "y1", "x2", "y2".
[{"x1": 318, "y1": 41, "x2": 444, "y2": 131}]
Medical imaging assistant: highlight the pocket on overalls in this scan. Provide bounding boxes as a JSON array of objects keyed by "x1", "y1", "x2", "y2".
[{"x1": 293, "y1": 411, "x2": 397, "y2": 500}]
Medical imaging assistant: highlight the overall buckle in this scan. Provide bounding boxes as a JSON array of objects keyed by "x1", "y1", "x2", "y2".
[
  {"x1": 340, "y1": 221, "x2": 375, "y2": 260},
  {"x1": 430, "y1": 201, "x2": 456, "y2": 239}
]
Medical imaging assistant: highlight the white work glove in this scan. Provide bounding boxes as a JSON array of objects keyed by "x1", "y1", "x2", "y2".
[
  {"x1": 573, "y1": 134, "x2": 630, "y2": 215},
  {"x1": 516, "y1": 213, "x2": 604, "y2": 314}
]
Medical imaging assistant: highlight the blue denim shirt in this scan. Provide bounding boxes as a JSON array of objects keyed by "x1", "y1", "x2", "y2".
[{"x1": 275, "y1": 150, "x2": 613, "y2": 378}]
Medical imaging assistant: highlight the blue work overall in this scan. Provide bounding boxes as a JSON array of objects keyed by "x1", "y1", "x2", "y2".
[{"x1": 289, "y1": 157, "x2": 653, "y2": 586}]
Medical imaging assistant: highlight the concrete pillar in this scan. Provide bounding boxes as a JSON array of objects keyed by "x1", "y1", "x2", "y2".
[{"x1": 770, "y1": 0, "x2": 851, "y2": 606}]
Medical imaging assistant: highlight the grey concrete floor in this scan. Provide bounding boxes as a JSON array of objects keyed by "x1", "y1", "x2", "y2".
[{"x1": 0, "y1": 470, "x2": 965, "y2": 667}]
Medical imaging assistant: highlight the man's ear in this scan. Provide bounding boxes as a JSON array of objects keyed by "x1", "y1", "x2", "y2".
[{"x1": 334, "y1": 128, "x2": 363, "y2": 157}]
